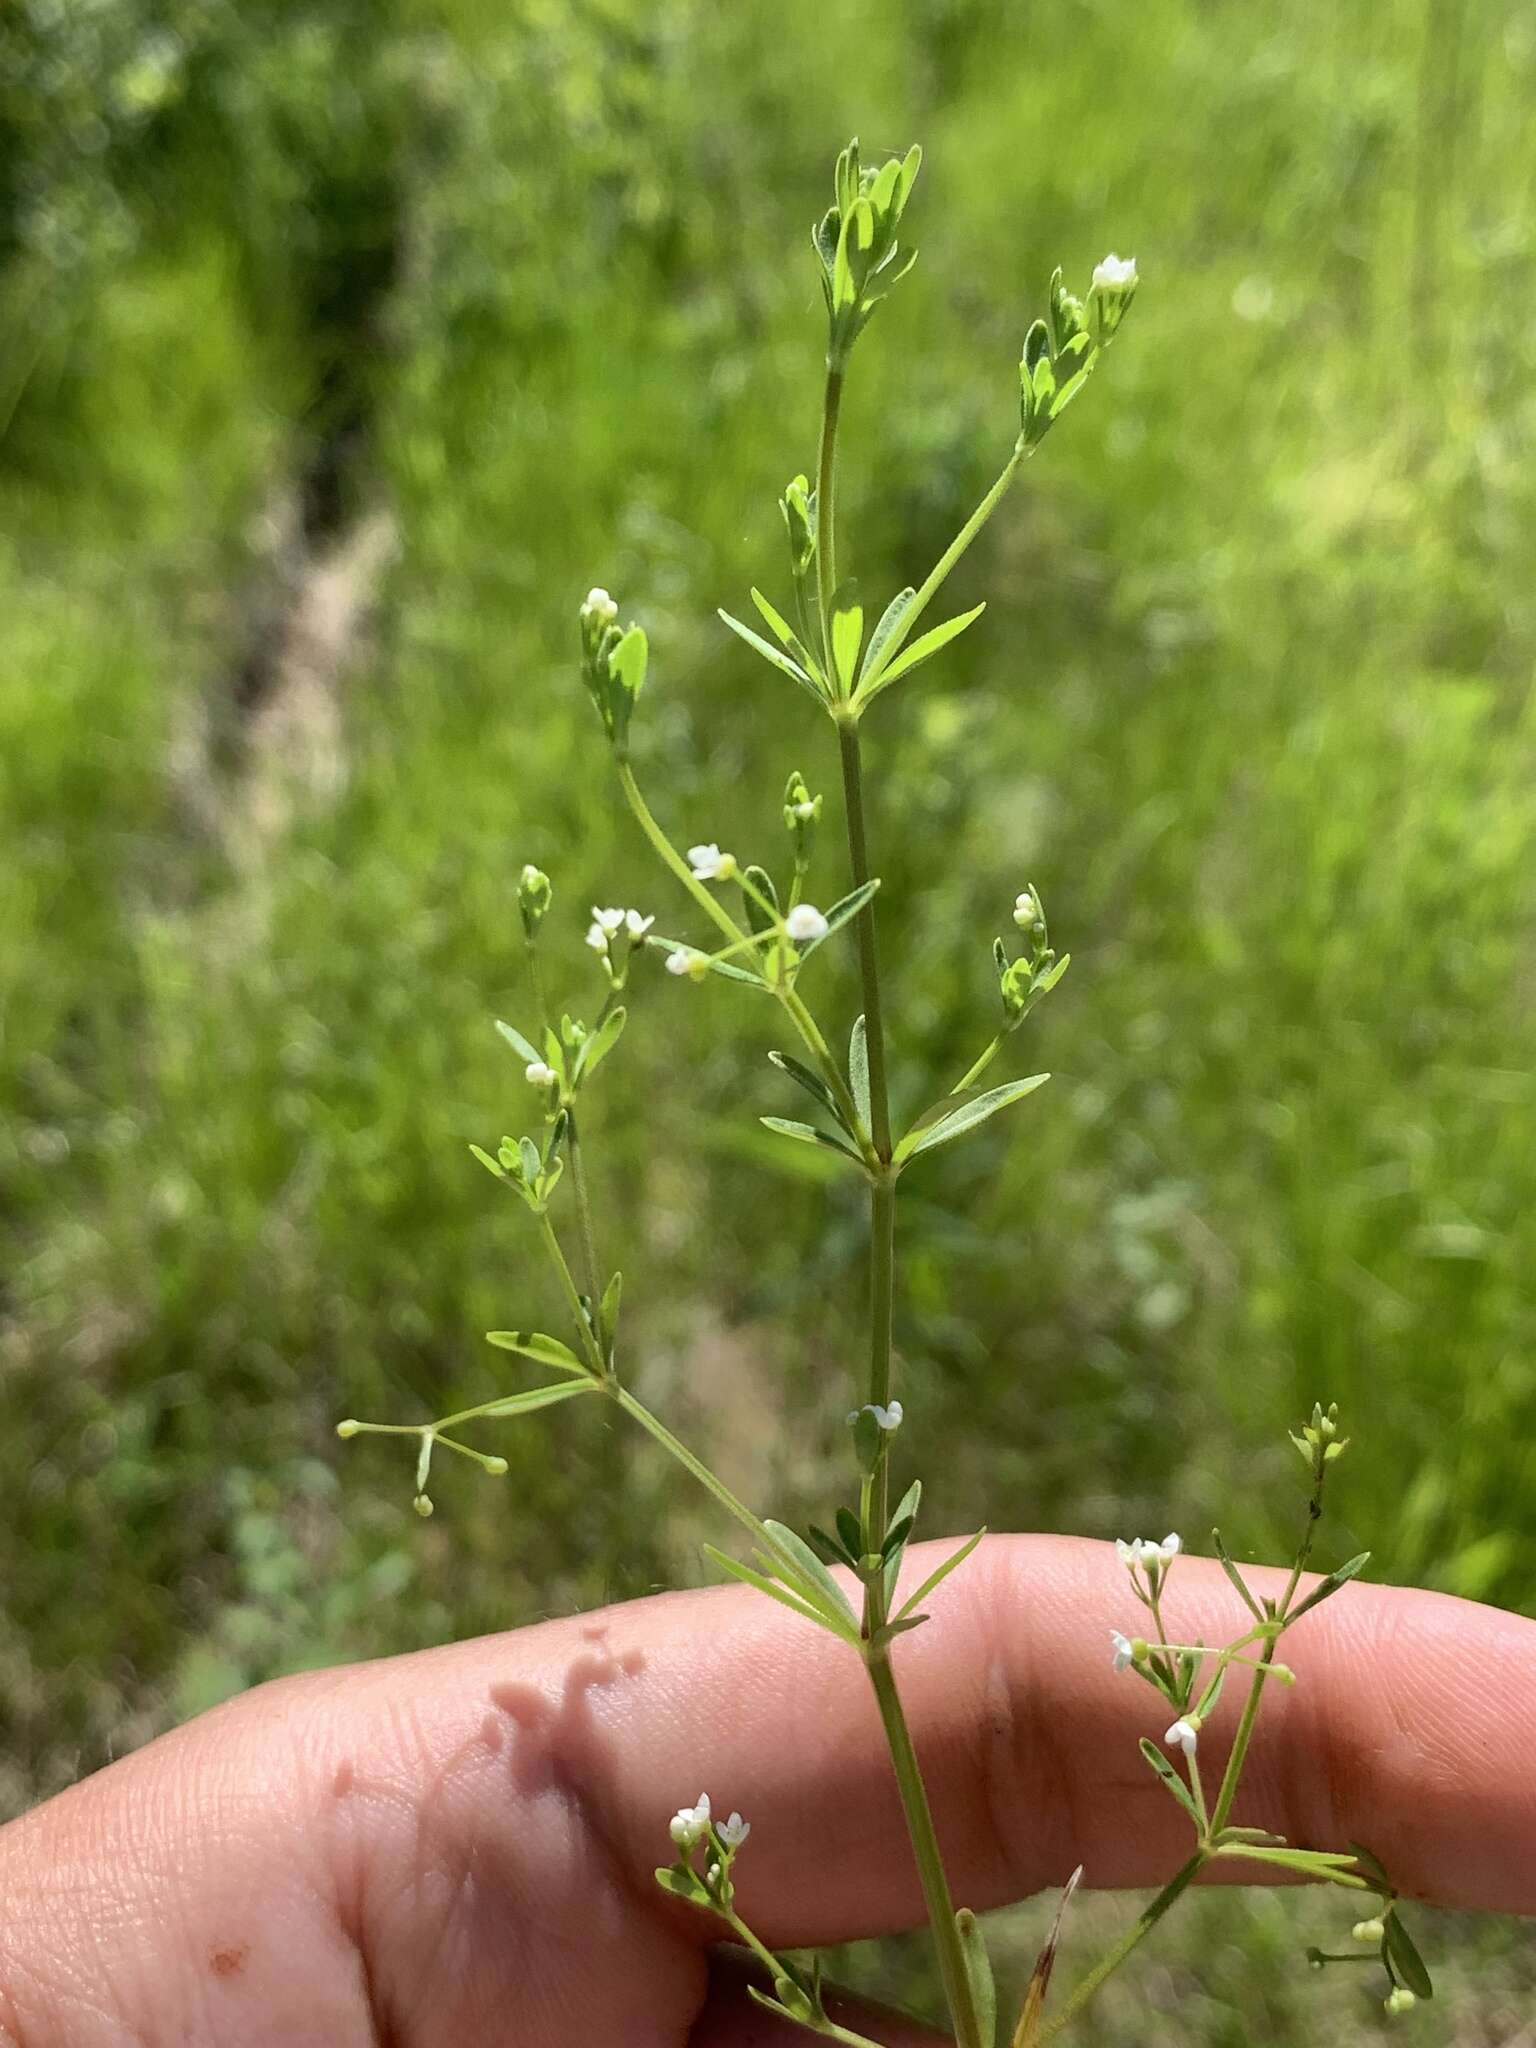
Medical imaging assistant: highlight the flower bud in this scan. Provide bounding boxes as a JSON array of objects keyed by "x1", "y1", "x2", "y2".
[
  {"x1": 1352, "y1": 1918, "x2": 1385, "y2": 1944},
  {"x1": 1384, "y1": 1988, "x2": 1417, "y2": 2015},
  {"x1": 782, "y1": 770, "x2": 822, "y2": 866},
  {"x1": 518, "y1": 864, "x2": 552, "y2": 940},
  {"x1": 779, "y1": 477, "x2": 817, "y2": 576}
]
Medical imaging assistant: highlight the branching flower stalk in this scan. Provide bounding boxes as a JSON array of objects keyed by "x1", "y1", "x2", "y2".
[{"x1": 337, "y1": 143, "x2": 1434, "y2": 2038}]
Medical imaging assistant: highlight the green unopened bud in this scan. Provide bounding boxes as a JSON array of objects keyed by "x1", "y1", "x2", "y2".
[
  {"x1": 518, "y1": 864, "x2": 552, "y2": 940},
  {"x1": 1384, "y1": 1987, "x2": 1417, "y2": 2015},
  {"x1": 779, "y1": 476, "x2": 817, "y2": 576},
  {"x1": 335, "y1": 1418, "x2": 361, "y2": 1438},
  {"x1": 413, "y1": 1492, "x2": 434, "y2": 1518},
  {"x1": 1352, "y1": 1918, "x2": 1385, "y2": 1944},
  {"x1": 782, "y1": 769, "x2": 822, "y2": 865}
]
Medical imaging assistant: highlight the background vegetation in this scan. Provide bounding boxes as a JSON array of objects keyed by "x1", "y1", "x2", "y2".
[{"x1": 2, "y1": 0, "x2": 1533, "y2": 2036}]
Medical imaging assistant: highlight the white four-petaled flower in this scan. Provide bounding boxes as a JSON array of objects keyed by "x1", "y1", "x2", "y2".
[
  {"x1": 1109, "y1": 1628, "x2": 1135, "y2": 1672},
  {"x1": 524, "y1": 1061, "x2": 557, "y2": 1087},
  {"x1": 688, "y1": 843, "x2": 735, "y2": 882},
  {"x1": 847, "y1": 1400, "x2": 903, "y2": 1431},
  {"x1": 1115, "y1": 1533, "x2": 1182, "y2": 1573},
  {"x1": 625, "y1": 909, "x2": 654, "y2": 938},
  {"x1": 1093, "y1": 253, "x2": 1138, "y2": 291},
  {"x1": 1165, "y1": 1717, "x2": 1199, "y2": 1756},
  {"x1": 669, "y1": 1792, "x2": 711, "y2": 1847},
  {"x1": 585, "y1": 923, "x2": 609, "y2": 951},
  {"x1": 717, "y1": 1811, "x2": 751, "y2": 1851},
  {"x1": 665, "y1": 948, "x2": 706, "y2": 978},
  {"x1": 784, "y1": 903, "x2": 828, "y2": 944},
  {"x1": 592, "y1": 905, "x2": 627, "y2": 934}
]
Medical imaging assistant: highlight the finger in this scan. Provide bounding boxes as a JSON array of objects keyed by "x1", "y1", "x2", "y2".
[
  {"x1": 691, "y1": 1952, "x2": 947, "y2": 2047},
  {"x1": 373, "y1": 1532, "x2": 1533, "y2": 1941}
]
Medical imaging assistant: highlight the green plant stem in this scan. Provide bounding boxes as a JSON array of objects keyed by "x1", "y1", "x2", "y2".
[
  {"x1": 819, "y1": 370, "x2": 979, "y2": 2048},
  {"x1": 874, "y1": 442, "x2": 1025, "y2": 680},
  {"x1": 718, "y1": 1912, "x2": 886, "y2": 2048},
  {"x1": 868, "y1": 1646, "x2": 984, "y2": 2048},
  {"x1": 950, "y1": 1031, "x2": 1007, "y2": 1096},
  {"x1": 816, "y1": 363, "x2": 844, "y2": 674},
  {"x1": 1038, "y1": 1852, "x2": 1207, "y2": 2043},
  {"x1": 611, "y1": 1383, "x2": 777, "y2": 1557},
  {"x1": 537, "y1": 1212, "x2": 607, "y2": 1375},
  {"x1": 564, "y1": 1111, "x2": 603, "y2": 1310},
  {"x1": 835, "y1": 721, "x2": 893, "y2": 1161}
]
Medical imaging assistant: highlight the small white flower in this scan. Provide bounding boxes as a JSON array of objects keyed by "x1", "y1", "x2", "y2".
[
  {"x1": 847, "y1": 1401, "x2": 903, "y2": 1431},
  {"x1": 792, "y1": 800, "x2": 817, "y2": 821},
  {"x1": 592, "y1": 905, "x2": 627, "y2": 934},
  {"x1": 688, "y1": 843, "x2": 735, "y2": 882},
  {"x1": 583, "y1": 586, "x2": 619, "y2": 623},
  {"x1": 1093, "y1": 253, "x2": 1138, "y2": 291},
  {"x1": 585, "y1": 922, "x2": 609, "y2": 952},
  {"x1": 624, "y1": 909, "x2": 655, "y2": 938},
  {"x1": 1165, "y1": 1717, "x2": 1199, "y2": 1756},
  {"x1": 1013, "y1": 890, "x2": 1038, "y2": 928},
  {"x1": 524, "y1": 1060, "x2": 557, "y2": 1087},
  {"x1": 1109, "y1": 1628, "x2": 1135, "y2": 1672},
  {"x1": 669, "y1": 1792, "x2": 711, "y2": 1847},
  {"x1": 784, "y1": 903, "x2": 829, "y2": 944},
  {"x1": 1116, "y1": 1532, "x2": 1181, "y2": 1574},
  {"x1": 717, "y1": 1811, "x2": 751, "y2": 1851},
  {"x1": 665, "y1": 948, "x2": 705, "y2": 978},
  {"x1": 1148, "y1": 1532, "x2": 1182, "y2": 1568}
]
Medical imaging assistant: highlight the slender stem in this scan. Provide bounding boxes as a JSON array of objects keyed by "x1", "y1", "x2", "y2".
[
  {"x1": 718, "y1": 1914, "x2": 886, "y2": 2048},
  {"x1": 1038, "y1": 1851, "x2": 1207, "y2": 2042},
  {"x1": 871, "y1": 443, "x2": 1025, "y2": 683},
  {"x1": 816, "y1": 363, "x2": 844, "y2": 676},
  {"x1": 819, "y1": 367, "x2": 979, "y2": 2048},
  {"x1": 536, "y1": 1212, "x2": 607, "y2": 1375},
  {"x1": 835, "y1": 721, "x2": 892, "y2": 1160},
  {"x1": 612, "y1": 1383, "x2": 778, "y2": 1556},
  {"x1": 617, "y1": 760, "x2": 745, "y2": 947},
  {"x1": 950, "y1": 1031, "x2": 1007, "y2": 1096},
  {"x1": 564, "y1": 1112, "x2": 603, "y2": 1310},
  {"x1": 868, "y1": 1648, "x2": 984, "y2": 2048}
]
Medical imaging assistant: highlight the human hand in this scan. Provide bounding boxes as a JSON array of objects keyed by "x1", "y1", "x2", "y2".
[{"x1": 2, "y1": 1535, "x2": 1532, "y2": 2046}]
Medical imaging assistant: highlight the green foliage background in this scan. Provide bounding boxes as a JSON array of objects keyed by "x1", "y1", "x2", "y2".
[{"x1": 2, "y1": 0, "x2": 1534, "y2": 2036}]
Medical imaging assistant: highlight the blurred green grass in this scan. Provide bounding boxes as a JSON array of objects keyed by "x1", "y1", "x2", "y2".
[{"x1": 2, "y1": 0, "x2": 1534, "y2": 2037}]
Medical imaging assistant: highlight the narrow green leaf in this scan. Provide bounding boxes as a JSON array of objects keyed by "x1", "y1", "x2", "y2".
[
  {"x1": 609, "y1": 624, "x2": 647, "y2": 694},
  {"x1": 750, "y1": 587, "x2": 823, "y2": 679},
  {"x1": 1217, "y1": 1845, "x2": 1367, "y2": 1885},
  {"x1": 761, "y1": 1518, "x2": 859, "y2": 1628},
  {"x1": 896, "y1": 1073, "x2": 1050, "y2": 1162},
  {"x1": 849, "y1": 1014, "x2": 870, "y2": 1129},
  {"x1": 956, "y1": 1909, "x2": 997, "y2": 2048},
  {"x1": 1138, "y1": 1737, "x2": 1204, "y2": 1828},
  {"x1": 835, "y1": 1505, "x2": 864, "y2": 1560},
  {"x1": 858, "y1": 601, "x2": 986, "y2": 701},
  {"x1": 484, "y1": 1331, "x2": 588, "y2": 1373},
  {"x1": 469, "y1": 1380, "x2": 598, "y2": 1419},
  {"x1": 807, "y1": 1522, "x2": 857, "y2": 1568},
  {"x1": 1288, "y1": 1552, "x2": 1371, "y2": 1622},
  {"x1": 599, "y1": 1271, "x2": 622, "y2": 1353},
  {"x1": 831, "y1": 599, "x2": 864, "y2": 694},
  {"x1": 1194, "y1": 1664, "x2": 1226, "y2": 1720},
  {"x1": 653, "y1": 1863, "x2": 710, "y2": 1905},
  {"x1": 1383, "y1": 1911, "x2": 1433, "y2": 1999},
  {"x1": 894, "y1": 1527, "x2": 985, "y2": 1622},
  {"x1": 574, "y1": 1004, "x2": 625, "y2": 1081},
  {"x1": 886, "y1": 1478, "x2": 922, "y2": 1546},
  {"x1": 860, "y1": 587, "x2": 916, "y2": 683},
  {"x1": 718, "y1": 608, "x2": 826, "y2": 706},
  {"x1": 469, "y1": 1142, "x2": 506, "y2": 1181},
  {"x1": 1212, "y1": 1528, "x2": 1266, "y2": 1621},
  {"x1": 759, "y1": 1116, "x2": 863, "y2": 1166},
  {"x1": 494, "y1": 1018, "x2": 543, "y2": 1066},
  {"x1": 703, "y1": 1544, "x2": 835, "y2": 1633},
  {"x1": 767, "y1": 1049, "x2": 842, "y2": 1123}
]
